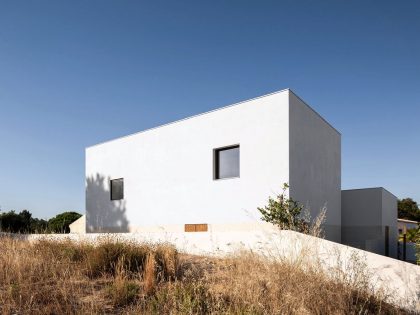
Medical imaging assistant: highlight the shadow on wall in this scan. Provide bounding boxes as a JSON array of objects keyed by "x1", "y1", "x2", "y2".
[{"x1": 86, "y1": 174, "x2": 129, "y2": 233}]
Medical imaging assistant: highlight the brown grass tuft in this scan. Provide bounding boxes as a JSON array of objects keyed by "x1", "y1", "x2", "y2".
[
  {"x1": 143, "y1": 252, "x2": 156, "y2": 295},
  {"x1": 107, "y1": 259, "x2": 140, "y2": 307},
  {"x1": 155, "y1": 243, "x2": 178, "y2": 281}
]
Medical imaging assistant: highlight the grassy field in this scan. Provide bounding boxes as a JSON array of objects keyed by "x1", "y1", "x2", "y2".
[{"x1": 0, "y1": 236, "x2": 407, "y2": 314}]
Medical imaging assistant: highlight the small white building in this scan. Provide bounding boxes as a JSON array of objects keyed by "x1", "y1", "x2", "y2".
[
  {"x1": 69, "y1": 215, "x2": 86, "y2": 234},
  {"x1": 398, "y1": 218, "x2": 419, "y2": 235},
  {"x1": 86, "y1": 89, "x2": 342, "y2": 242}
]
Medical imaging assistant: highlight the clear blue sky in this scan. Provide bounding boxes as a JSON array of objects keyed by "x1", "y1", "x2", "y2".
[{"x1": 0, "y1": 1, "x2": 419, "y2": 219}]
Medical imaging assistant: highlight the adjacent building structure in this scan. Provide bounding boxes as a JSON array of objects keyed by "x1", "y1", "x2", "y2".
[
  {"x1": 341, "y1": 188, "x2": 398, "y2": 257},
  {"x1": 398, "y1": 218, "x2": 419, "y2": 235}
]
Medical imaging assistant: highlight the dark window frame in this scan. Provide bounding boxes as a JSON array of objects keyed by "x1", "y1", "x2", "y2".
[
  {"x1": 213, "y1": 144, "x2": 240, "y2": 180},
  {"x1": 110, "y1": 178, "x2": 124, "y2": 200}
]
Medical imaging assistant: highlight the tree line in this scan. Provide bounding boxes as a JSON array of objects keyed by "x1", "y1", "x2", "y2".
[
  {"x1": 398, "y1": 198, "x2": 420, "y2": 222},
  {"x1": 0, "y1": 209, "x2": 82, "y2": 234},
  {"x1": 1, "y1": 196, "x2": 416, "y2": 234}
]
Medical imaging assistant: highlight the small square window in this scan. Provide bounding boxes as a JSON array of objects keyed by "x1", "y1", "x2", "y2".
[
  {"x1": 110, "y1": 178, "x2": 124, "y2": 200},
  {"x1": 214, "y1": 145, "x2": 240, "y2": 179}
]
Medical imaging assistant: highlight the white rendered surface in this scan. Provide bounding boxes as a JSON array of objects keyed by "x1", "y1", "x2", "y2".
[
  {"x1": 69, "y1": 215, "x2": 85, "y2": 234},
  {"x1": 86, "y1": 89, "x2": 342, "y2": 242},
  {"x1": 86, "y1": 90, "x2": 290, "y2": 232}
]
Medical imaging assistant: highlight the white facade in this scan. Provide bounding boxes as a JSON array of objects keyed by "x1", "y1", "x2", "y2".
[
  {"x1": 86, "y1": 89, "x2": 342, "y2": 242},
  {"x1": 69, "y1": 215, "x2": 86, "y2": 234}
]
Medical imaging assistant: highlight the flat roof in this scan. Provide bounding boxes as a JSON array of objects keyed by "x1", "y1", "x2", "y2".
[
  {"x1": 87, "y1": 88, "x2": 339, "y2": 149},
  {"x1": 342, "y1": 187, "x2": 398, "y2": 199}
]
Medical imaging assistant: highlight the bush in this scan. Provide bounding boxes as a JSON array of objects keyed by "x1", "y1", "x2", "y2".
[
  {"x1": 258, "y1": 183, "x2": 309, "y2": 232},
  {"x1": 85, "y1": 240, "x2": 150, "y2": 278}
]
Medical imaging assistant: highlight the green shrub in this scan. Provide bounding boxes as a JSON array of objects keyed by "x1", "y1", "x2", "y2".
[{"x1": 258, "y1": 183, "x2": 308, "y2": 232}]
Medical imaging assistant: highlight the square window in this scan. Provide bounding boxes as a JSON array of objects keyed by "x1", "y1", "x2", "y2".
[
  {"x1": 214, "y1": 145, "x2": 240, "y2": 179},
  {"x1": 110, "y1": 178, "x2": 124, "y2": 200}
]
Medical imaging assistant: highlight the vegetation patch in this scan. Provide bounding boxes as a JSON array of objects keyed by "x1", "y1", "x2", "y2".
[{"x1": 0, "y1": 236, "x2": 409, "y2": 314}]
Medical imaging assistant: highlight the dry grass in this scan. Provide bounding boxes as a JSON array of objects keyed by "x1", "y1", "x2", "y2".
[{"x1": 0, "y1": 235, "x2": 407, "y2": 314}]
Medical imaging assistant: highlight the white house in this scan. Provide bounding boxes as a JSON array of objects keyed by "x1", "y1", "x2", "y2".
[{"x1": 86, "y1": 89, "x2": 342, "y2": 242}]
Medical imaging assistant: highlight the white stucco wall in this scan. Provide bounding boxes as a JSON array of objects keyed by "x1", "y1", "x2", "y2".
[
  {"x1": 86, "y1": 89, "x2": 342, "y2": 243},
  {"x1": 69, "y1": 215, "x2": 86, "y2": 234},
  {"x1": 86, "y1": 90, "x2": 291, "y2": 232},
  {"x1": 289, "y1": 91, "x2": 342, "y2": 242},
  {"x1": 341, "y1": 188, "x2": 398, "y2": 258}
]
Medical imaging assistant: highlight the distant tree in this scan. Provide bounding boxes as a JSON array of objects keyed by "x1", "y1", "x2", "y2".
[
  {"x1": 0, "y1": 210, "x2": 33, "y2": 233},
  {"x1": 48, "y1": 212, "x2": 82, "y2": 233},
  {"x1": 0, "y1": 210, "x2": 18, "y2": 232},
  {"x1": 406, "y1": 227, "x2": 420, "y2": 243},
  {"x1": 398, "y1": 198, "x2": 420, "y2": 222},
  {"x1": 19, "y1": 209, "x2": 32, "y2": 229},
  {"x1": 30, "y1": 218, "x2": 49, "y2": 233},
  {"x1": 0, "y1": 209, "x2": 81, "y2": 234}
]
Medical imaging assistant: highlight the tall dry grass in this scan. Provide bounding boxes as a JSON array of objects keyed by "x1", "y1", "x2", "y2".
[{"x1": 0, "y1": 235, "x2": 406, "y2": 314}]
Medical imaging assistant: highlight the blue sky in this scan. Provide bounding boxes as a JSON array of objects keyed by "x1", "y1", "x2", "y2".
[{"x1": 0, "y1": 1, "x2": 419, "y2": 219}]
